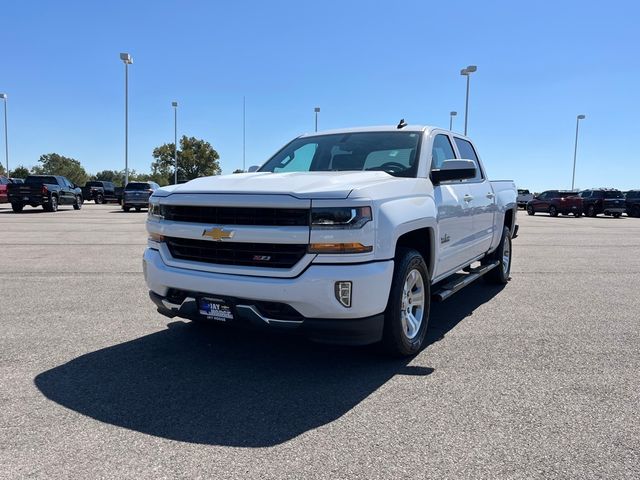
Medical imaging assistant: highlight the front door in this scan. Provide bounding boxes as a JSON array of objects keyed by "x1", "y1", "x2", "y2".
[{"x1": 430, "y1": 133, "x2": 475, "y2": 278}]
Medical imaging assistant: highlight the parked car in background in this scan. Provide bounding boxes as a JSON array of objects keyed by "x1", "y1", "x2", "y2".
[
  {"x1": 0, "y1": 176, "x2": 12, "y2": 203},
  {"x1": 7, "y1": 175, "x2": 83, "y2": 212},
  {"x1": 624, "y1": 190, "x2": 640, "y2": 217},
  {"x1": 517, "y1": 189, "x2": 534, "y2": 209},
  {"x1": 580, "y1": 189, "x2": 625, "y2": 218},
  {"x1": 122, "y1": 181, "x2": 159, "y2": 212},
  {"x1": 526, "y1": 190, "x2": 583, "y2": 217},
  {"x1": 81, "y1": 180, "x2": 119, "y2": 204}
]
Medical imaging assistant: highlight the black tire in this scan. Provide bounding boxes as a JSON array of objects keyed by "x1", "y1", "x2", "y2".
[
  {"x1": 123, "y1": 205, "x2": 130, "y2": 212},
  {"x1": 527, "y1": 205, "x2": 535, "y2": 216},
  {"x1": 43, "y1": 196, "x2": 58, "y2": 212},
  {"x1": 575, "y1": 212, "x2": 582, "y2": 218},
  {"x1": 382, "y1": 248, "x2": 430, "y2": 357},
  {"x1": 549, "y1": 205, "x2": 558, "y2": 217},
  {"x1": 483, "y1": 226, "x2": 512, "y2": 284},
  {"x1": 135, "y1": 206, "x2": 141, "y2": 212},
  {"x1": 587, "y1": 205, "x2": 596, "y2": 217},
  {"x1": 95, "y1": 194, "x2": 104, "y2": 204},
  {"x1": 613, "y1": 213, "x2": 621, "y2": 218},
  {"x1": 632, "y1": 205, "x2": 640, "y2": 218},
  {"x1": 73, "y1": 195, "x2": 83, "y2": 210},
  {"x1": 11, "y1": 203, "x2": 23, "y2": 213}
]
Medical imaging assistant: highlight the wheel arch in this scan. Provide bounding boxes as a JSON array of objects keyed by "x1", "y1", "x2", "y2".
[{"x1": 394, "y1": 227, "x2": 435, "y2": 279}]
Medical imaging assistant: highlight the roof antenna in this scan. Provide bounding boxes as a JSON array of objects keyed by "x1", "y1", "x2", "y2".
[{"x1": 397, "y1": 118, "x2": 407, "y2": 129}]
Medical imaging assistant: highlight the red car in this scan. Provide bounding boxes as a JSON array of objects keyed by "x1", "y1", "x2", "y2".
[
  {"x1": 0, "y1": 176, "x2": 11, "y2": 203},
  {"x1": 526, "y1": 190, "x2": 583, "y2": 217}
]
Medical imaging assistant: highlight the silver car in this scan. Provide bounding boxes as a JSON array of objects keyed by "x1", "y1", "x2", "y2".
[{"x1": 122, "y1": 181, "x2": 160, "y2": 212}]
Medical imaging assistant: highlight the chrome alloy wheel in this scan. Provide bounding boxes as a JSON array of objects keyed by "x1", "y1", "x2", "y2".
[
  {"x1": 502, "y1": 235, "x2": 512, "y2": 276},
  {"x1": 400, "y1": 269, "x2": 425, "y2": 340}
]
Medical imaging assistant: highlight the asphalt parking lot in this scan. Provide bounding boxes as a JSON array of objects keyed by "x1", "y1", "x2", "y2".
[{"x1": 1, "y1": 203, "x2": 639, "y2": 479}]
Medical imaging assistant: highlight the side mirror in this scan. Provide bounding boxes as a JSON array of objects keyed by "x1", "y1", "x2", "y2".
[
  {"x1": 247, "y1": 165, "x2": 260, "y2": 173},
  {"x1": 430, "y1": 159, "x2": 476, "y2": 185}
]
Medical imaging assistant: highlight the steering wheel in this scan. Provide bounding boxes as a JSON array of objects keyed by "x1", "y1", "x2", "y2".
[{"x1": 377, "y1": 162, "x2": 406, "y2": 173}]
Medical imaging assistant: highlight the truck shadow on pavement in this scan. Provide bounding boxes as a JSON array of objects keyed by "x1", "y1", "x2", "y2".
[{"x1": 34, "y1": 283, "x2": 504, "y2": 447}]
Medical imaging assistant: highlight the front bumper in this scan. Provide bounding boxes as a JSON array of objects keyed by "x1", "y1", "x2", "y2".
[{"x1": 143, "y1": 248, "x2": 394, "y2": 345}]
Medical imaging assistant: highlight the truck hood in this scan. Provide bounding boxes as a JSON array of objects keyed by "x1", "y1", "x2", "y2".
[{"x1": 159, "y1": 171, "x2": 406, "y2": 199}]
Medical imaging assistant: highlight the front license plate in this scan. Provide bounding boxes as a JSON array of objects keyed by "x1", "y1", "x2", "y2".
[{"x1": 198, "y1": 298, "x2": 234, "y2": 322}]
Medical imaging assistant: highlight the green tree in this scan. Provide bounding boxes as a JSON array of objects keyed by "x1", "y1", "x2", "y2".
[
  {"x1": 152, "y1": 136, "x2": 221, "y2": 183},
  {"x1": 32, "y1": 153, "x2": 90, "y2": 185},
  {"x1": 10, "y1": 165, "x2": 30, "y2": 178},
  {"x1": 0, "y1": 164, "x2": 5, "y2": 176}
]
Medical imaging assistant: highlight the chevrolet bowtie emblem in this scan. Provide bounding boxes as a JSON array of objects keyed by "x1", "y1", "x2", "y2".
[{"x1": 202, "y1": 227, "x2": 235, "y2": 241}]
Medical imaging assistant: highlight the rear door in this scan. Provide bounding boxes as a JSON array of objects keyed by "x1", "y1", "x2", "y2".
[
  {"x1": 430, "y1": 132, "x2": 474, "y2": 278},
  {"x1": 452, "y1": 137, "x2": 496, "y2": 256}
]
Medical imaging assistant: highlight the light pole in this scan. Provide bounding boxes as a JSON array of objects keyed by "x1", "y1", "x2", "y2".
[
  {"x1": 120, "y1": 53, "x2": 133, "y2": 185},
  {"x1": 243, "y1": 96, "x2": 246, "y2": 171},
  {"x1": 449, "y1": 111, "x2": 457, "y2": 131},
  {"x1": 0, "y1": 94, "x2": 8, "y2": 176},
  {"x1": 314, "y1": 107, "x2": 320, "y2": 132},
  {"x1": 460, "y1": 65, "x2": 477, "y2": 136},
  {"x1": 571, "y1": 114, "x2": 586, "y2": 190},
  {"x1": 172, "y1": 101, "x2": 178, "y2": 184}
]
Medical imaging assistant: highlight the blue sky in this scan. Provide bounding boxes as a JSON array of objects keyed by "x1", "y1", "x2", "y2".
[{"x1": 1, "y1": 0, "x2": 638, "y2": 191}]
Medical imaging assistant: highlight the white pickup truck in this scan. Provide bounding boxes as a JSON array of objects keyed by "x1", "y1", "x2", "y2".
[{"x1": 144, "y1": 125, "x2": 518, "y2": 356}]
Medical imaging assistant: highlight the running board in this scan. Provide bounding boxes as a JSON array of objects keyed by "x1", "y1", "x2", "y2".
[{"x1": 432, "y1": 261, "x2": 500, "y2": 302}]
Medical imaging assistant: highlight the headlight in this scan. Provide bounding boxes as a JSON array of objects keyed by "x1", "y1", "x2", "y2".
[
  {"x1": 148, "y1": 202, "x2": 163, "y2": 219},
  {"x1": 310, "y1": 206, "x2": 372, "y2": 229}
]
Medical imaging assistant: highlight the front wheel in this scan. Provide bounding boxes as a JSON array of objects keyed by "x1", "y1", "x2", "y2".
[
  {"x1": 587, "y1": 205, "x2": 596, "y2": 217},
  {"x1": 11, "y1": 203, "x2": 23, "y2": 213},
  {"x1": 526, "y1": 205, "x2": 535, "y2": 216},
  {"x1": 73, "y1": 195, "x2": 83, "y2": 210},
  {"x1": 613, "y1": 213, "x2": 621, "y2": 218},
  {"x1": 382, "y1": 248, "x2": 430, "y2": 357},
  {"x1": 549, "y1": 205, "x2": 558, "y2": 217},
  {"x1": 122, "y1": 205, "x2": 130, "y2": 212},
  {"x1": 484, "y1": 226, "x2": 512, "y2": 284}
]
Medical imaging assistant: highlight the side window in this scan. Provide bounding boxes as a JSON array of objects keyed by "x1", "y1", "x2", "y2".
[
  {"x1": 453, "y1": 137, "x2": 483, "y2": 181},
  {"x1": 274, "y1": 143, "x2": 318, "y2": 172},
  {"x1": 430, "y1": 134, "x2": 456, "y2": 170}
]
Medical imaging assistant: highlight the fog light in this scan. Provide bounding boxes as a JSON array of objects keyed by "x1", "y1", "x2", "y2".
[{"x1": 335, "y1": 281, "x2": 352, "y2": 308}]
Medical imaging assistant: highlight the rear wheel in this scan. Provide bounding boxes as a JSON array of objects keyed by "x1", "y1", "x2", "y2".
[
  {"x1": 587, "y1": 205, "x2": 596, "y2": 217},
  {"x1": 575, "y1": 212, "x2": 582, "y2": 218},
  {"x1": 44, "y1": 196, "x2": 58, "y2": 212},
  {"x1": 484, "y1": 226, "x2": 512, "y2": 284},
  {"x1": 135, "y1": 206, "x2": 141, "y2": 212},
  {"x1": 613, "y1": 213, "x2": 621, "y2": 218},
  {"x1": 95, "y1": 194, "x2": 104, "y2": 204},
  {"x1": 632, "y1": 205, "x2": 640, "y2": 217},
  {"x1": 549, "y1": 205, "x2": 558, "y2": 217},
  {"x1": 123, "y1": 205, "x2": 130, "y2": 212},
  {"x1": 11, "y1": 203, "x2": 23, "y2": 213},
  {"x1": 527, "y1": 205, "x2": 535, "y2": 216},
  {"x1": 382, "y1": 248, "x2": 430, "y2": 357}
]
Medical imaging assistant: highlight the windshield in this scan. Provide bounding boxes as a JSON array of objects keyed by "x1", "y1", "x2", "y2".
[
  {"x1": 259, "y1": 131, "x2": 422, "y2": 177},
  {"x1": 86, "y1": 182, "x2": 102, "y2": 187},
  {"x1": 25, "y1": 176, "x2": 57, "y2": 185},
  {"x1": 518, "y1": 189, "x2": 530, "y2": 194},
  {"x1": 604, "y1": 191, "x2": 623, "y2": 199},
  {"x1": 125, "y1": 182, "x2": 151, "y2": 190}
]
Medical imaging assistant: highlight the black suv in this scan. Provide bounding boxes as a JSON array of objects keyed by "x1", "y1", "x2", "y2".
[
  {"x1": 579, "y1": 189, "x2": 626, "y2": 218},
  {"x1": 626, "y1": 190, "x2": 640, "y2": 217}
]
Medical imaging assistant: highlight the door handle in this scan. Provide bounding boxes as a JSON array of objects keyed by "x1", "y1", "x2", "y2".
[
  {"x1": 487, "y1": 192, "x2": 495, "y2": 199},
  {"x1": 464, "y1": 194, "x2": 473, "y2": 202}
]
